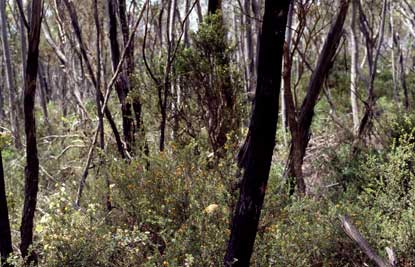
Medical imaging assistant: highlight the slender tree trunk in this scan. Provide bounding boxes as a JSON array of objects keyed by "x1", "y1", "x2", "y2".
[
  {"x1": 196, "y1": 0, "x2": 203, "y2": 22},
  {"x1": 0, "y1": 0, "x2": 22, "y2": 148},
  {"x1": 38, "y1": 63, "x2": 50, "y2": 129},
  {"x1": 107, "y1": 0, "x2": 134, "y2": 151},
  {"x1": 17, "y1": 0, "x2": 28, "y2": 105},
  {"x1": 281, "y1": 1, "x2": 294, "y2": 146},
  {"x1": 0, "y1": 149, "x2": 12, "y2": 267},
  {"x1": 20, "y1": 0, "x2": 42, "y2": 263},
  {"x1": 389, "y1": 6, "x2": 398, "y2": 102},
  {"x1": 395, "y1": 33, "x2": 409, "y2": 110},
  {"x1": 0, "y1": 81, "x2": 4, "y2": 121},
  {"x1": 184, "y1": 0, "x2": 191, "y2": 47},
  {"x1": 224, "y1": 1, "x2": 290, "y2": 266},
  {"x1": 244, "y1": 0, "x2": 255, "y2": 93},
  {"x1": 350, "y1": 0, "x2": 360, "y2": 133},
  {"x1": 93, "y1": 0, "x2": 104, "y2": 150},
  {"x1": 119, "y1": 0, "x2": 143, "y2": 138}
]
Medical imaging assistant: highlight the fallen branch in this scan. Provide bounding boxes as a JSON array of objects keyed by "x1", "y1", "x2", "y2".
[{"x1": 339, "y1": 215, "x2": 396, "y2": 267}]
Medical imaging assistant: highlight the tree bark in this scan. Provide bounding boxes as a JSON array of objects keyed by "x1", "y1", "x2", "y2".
[
  {"x1": 20, "y1": 0, "x2": 43, "y2": 263},
  {"x1": 208, "y1": 0, "x2": 221, "y2": 14},
  {"x1": 107, "y1": 0, "x2": 134, "y2": 151},
  {"x1": 119, "y1": 0, "x2": 143, "y2": 138},
  {"x1": 225, "y1": 0, "x2": 291, "y2": 266},
  {"x1": 0, "y1": 149, "x2": 12, "y2": 266},
  {"x1": 93, "y1": 0, "x2": 104, "y2": 150},
  {"x1": 0, "y1": 0, "x2": 22, "y2": 148},
  {"x1": 350, "y1": 0, "x2": 360, "y2": 134}
]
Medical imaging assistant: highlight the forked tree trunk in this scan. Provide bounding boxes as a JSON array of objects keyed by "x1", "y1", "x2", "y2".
[
  {"x1": 0, "y1": 150, "x2": 12, "y2": 266},
  {"x1": 225, "y1": 1, "x2": 291, "y2": 266},
  {"x1": 285, "y1": 0, "x2": 350, "y2": 195},
  {"x1": 20, "y1": 0, "x2": 42, "y2": 263}
]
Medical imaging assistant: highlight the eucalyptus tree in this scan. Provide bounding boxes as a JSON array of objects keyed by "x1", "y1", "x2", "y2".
[{"x1": 20, "y1": 0, "x2": 43, "y2": 263}]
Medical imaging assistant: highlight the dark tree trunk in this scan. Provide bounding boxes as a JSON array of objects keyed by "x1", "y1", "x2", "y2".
[
  {"x1": 224, "y1": 0, "x2": 291, "y2": 266},
  {"x1": 93, "y1": 0, "x2": 104, "y2": 150},
  {"x1": 208, "y1": 0, "x2": 221, "y2": 14},
  {"x1": 0, "y1": 150, "x2": 12, "y2": 266},
  {"x1": 38, "y1": 63, "x2": 50, "y2": 130},
  {"x1": 285, "y1": 0, "x2": 350, "y2": 195},
  {"x1": 119, "y1": 0, "x2": 143, "y2": 136},
  {"x1": 107, "y1": 0, "x2": 134, "y2": 151},
  {"x1": 20, "y1": 0, "x2": 42, "y2": 264}
]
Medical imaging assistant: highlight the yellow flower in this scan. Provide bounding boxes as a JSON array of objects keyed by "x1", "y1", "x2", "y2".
[
  {"x1": 163, "y1": 261, "x2": 169, "y2": 266},
  {"x1": 204, "y1": 204, "x2": 219, "y2": 214}
]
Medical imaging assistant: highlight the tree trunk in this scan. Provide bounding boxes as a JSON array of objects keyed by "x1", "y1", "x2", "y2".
[
  {"x1": 17, "y1": 0, "x2": 28, "y2": 101},
  {"x1": 184, "y1": 0, "x2": 191, "y2": 47},
  {"x1": 281, "y1": 1, "x2": 294, "y2": 146},
  {"x1": 107, "y1": 0, "x2": 134, "y2": 151},
  {"x1": 93, "y1": 0, "x2": 104, "y2": 150},
  {"x1": 224, "y1": 1, "x2": 290, "y2": 266},
  {"x1": 38, "y1": 63, "x2": 50, "y2": 130},
  {"x1": 246, "y1": 0, "x2": 257, "y2": 94},
  {"x1": 389, "y1": 6, "x2": 398, "y2": 102},
  {"x1": 0, "y1": 149, "x2": 12, "y2": 266},
  {"x1": 350, "y1": 0, "x2": 360, "y2": 134},
  {"x1": 119, "y1": 0, "x2": 143, "y2": 138},
  {"x1": 20, "y1": 0, "x2": 42, "y2": 263},
  {"x1": 397, "y1": 35, "x2": 409, "y2": 110},
  {"x1": 208, "y1": 0, "x2": 221, "y2": 14},
  {"x1": 0, "y1": 0, "x2": 22, "y2": 148},
  {"x1": 285, "y1": 0, "x2": 350, "y2": 195}
]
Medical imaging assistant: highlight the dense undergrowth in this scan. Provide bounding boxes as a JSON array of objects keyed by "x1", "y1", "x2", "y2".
[{"x1": 3, "y1": 103, "x2": 415, "y2": 266}]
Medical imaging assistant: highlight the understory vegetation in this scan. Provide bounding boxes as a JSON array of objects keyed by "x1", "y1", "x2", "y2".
[{"x1": 3, "y1": 92, "x2": 415, "y2": 266}]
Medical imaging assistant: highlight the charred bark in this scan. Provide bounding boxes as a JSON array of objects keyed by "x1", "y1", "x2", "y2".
[
  {"x1": 107, "y1": 0, "x2": 134, "y2": 151},
  {"x1": 20, "y1": 0, "x2": 42, "y2": 263},
  {"x1": 225, "y1": 0, "x2": 290, "y2": 266}
]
